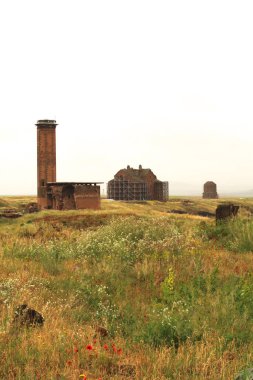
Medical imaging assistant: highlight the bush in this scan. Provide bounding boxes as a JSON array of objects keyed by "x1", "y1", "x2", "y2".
[
  {"x1": 199, "y1": 218, "x2": 253, "y2": 253},
  {"x1": 140, "y1": 304, "x2": 192, "y2": 348}
]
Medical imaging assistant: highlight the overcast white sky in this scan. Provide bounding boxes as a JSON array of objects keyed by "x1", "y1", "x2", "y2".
[{"x1": 1, "y1": 0, "x2": 253, "y2": 195}]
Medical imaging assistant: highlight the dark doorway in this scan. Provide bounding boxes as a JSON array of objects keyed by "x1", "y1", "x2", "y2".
[{"x1": 62, "y1": 185, "x2": 76, "y2": 209}]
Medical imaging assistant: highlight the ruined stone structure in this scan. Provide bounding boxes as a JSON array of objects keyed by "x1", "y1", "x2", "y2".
[
  {"x1": 46, "y1": 182, "x2": 101, "y2": 210},
  {"x1": 203, "y1": 181, "x2": 218, "y2": 199},
  {"x1": 216, "y1": 204, "x2": 239, "y2": 223},
  {"x1": 36, "y1": 120, "x2": 101, "y2": 210},
  {"x1": 107, "y1": 165, "x2": 168, "y2": 201}
]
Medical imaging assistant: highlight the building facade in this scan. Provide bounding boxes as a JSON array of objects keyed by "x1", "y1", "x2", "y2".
[{"x1": 107, "y1": 165, "x2": 168, "y2": 201}]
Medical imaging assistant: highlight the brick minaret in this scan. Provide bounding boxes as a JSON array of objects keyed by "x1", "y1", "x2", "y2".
[{"x1": 36, "y1": 120, "x2": 57, "y2": 208}]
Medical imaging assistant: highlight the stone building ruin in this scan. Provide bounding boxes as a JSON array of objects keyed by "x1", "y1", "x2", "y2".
[
  {"x1": 36, "y1": 119, "x2": 102, "y2": 210},
  {"x1": 107, "y1": 165, "x2": 168, "y2": 201},
  {"x1": 202, "y1": 181, "x2": 218, "y2": 199}
]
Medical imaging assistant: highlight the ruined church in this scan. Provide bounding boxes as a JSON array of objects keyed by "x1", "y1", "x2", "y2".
[{"x1": 107, "y1": 165, "x2": 168, "y2": 201}]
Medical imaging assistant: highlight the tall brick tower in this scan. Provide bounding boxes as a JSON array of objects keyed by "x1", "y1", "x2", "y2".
[{"x1": 36, "y1": 119, "x2": 58, "y2": 208}]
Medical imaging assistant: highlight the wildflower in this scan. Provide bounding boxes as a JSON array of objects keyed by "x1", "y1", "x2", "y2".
[
  {"x1": 66, "y1": 360, "x2": 72, "y2": 366},
  {"x1": 79, "y1": 375, "x2": 87, "y2": 380},
  {"x1": 93, "y1": 339, "x2": 97, "y2": 344},
  {"x1": 86, "y1": 344, "x2": 93, "y2": 350},
  {"x1": 103, "y1": 344, "x2": 109, "y2": 351},
  {"x1": 74, "y1": 347, "x2": 79, "y2": 353},
  {"x1": 117, "y1": 348, "x2": 122, "y2": 355}
]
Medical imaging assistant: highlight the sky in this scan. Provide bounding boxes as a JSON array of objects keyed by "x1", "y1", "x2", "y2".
[{"x1": 1, "y1": 0, "x2": 253, "y2": 196}]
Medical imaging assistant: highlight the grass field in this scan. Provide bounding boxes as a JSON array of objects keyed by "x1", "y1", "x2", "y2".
[{"x1": 1, "y1": 196, "x2": 253, "y2": 379}]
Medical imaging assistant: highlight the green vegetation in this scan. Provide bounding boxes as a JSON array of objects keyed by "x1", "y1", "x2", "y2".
[{"x1": 1, "y1": 197, "x2": 253, "y2": 379}]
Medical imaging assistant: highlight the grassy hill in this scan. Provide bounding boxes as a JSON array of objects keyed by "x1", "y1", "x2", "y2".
[{"x1": 1, "y1": 197, "x2": 253, "y2": 379}]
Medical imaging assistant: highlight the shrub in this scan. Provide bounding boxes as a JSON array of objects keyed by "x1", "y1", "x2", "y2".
[
  {"x1": 199, "y1": 218, "x2": 253, "y2": 253},
  {"x1": 140, "y1": 304, "x2": 192, "y2": 348}
]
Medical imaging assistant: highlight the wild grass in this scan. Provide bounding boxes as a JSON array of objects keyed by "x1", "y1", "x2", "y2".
[
  {"x1": 200, "y1": 218, "x2": 253, "y2": 253},
  {"x1": 1, "y1": 197, "x2": 253, "y2": 379}
]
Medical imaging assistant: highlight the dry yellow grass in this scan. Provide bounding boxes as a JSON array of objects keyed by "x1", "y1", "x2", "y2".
[{"x1": 1, "y1": 196, "x2": 253, "y2": 379}]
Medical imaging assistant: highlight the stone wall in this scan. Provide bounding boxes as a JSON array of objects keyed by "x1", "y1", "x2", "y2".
[
  {"x1": 46, "y1": 183, "x2": 100, "y2": 210},
  {"x1": 74, "y1": 185, "x2": 100, "y2": 210}
]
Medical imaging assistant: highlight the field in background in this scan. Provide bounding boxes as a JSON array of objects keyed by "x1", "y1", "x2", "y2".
[
  {"x1": 2, "y1": 194, "x2": 253, "y2": 214},
  {"x1": 1, "y1": 197, "x2": 253, "y2": 379}
]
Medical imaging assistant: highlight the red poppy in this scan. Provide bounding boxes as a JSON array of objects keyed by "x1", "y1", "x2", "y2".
[
  {"x1": 66, "y1": 360, "x2": 72, "y2": 366},
  {"x1": 86, "y1": 344, "x2": 93, "y2": 350},
  {"x1": 74, "y1": 347, "x2": 79, "y2": 353},
  {"x1": 103, "y1": 344, "x2": 109, "y2": 351},
  {"x1": 117, "y1": 348, "x2": 122, "y2": 355}
]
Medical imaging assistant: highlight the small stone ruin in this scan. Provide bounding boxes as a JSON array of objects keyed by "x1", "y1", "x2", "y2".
[
  {"x1": 0, "y1": 209, "x2": 22, "y2": 218},
  {"x1": 13, "y1": 304, "x2": 44, "y2": 327},
  {"x1": 216, "y1": 204, "x2": 239, "y2": 223},
  {"x1": 24, "y1": 202, "x2": 39, "y2": 213},
  {"x1": 203, "y1": 181, "x2": 218, "y2": 199}
]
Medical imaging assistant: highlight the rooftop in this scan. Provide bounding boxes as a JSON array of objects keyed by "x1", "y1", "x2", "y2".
[
  {"x1": 114, "y1": 165, "x2": 157, "y2": 182},
  {"x1": 47, "y1": 182, "x2": 103, "y2": 186},
  {"x1": 35, "y1": 120, "x2": 58, "y2": 127}
]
